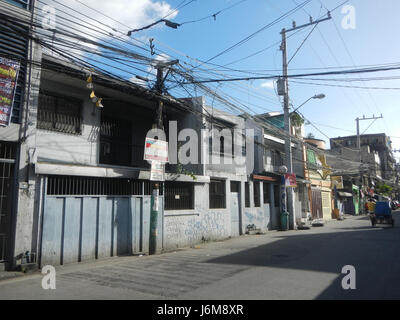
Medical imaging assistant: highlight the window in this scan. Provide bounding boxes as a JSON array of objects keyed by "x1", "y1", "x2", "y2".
[
  {"x1": 37, "y1": 91, "x2": 82, "y2": 134},
  {"x1": 100, "y1": 116, "x2": 133, "y2": 167},
  {"x1": 230, "y1": 181, "x2": 240, "y2": 193},
  {"x1": 263, "y1": 182, "x2": 270, "y2": 204},
  {"x1": 253, "y1": 181, "x2": 260, "y2": 207},
  {"x1": 274, "y1": 184, "x2": 280, "y2": 206},
  {"x1": 5, "y1": 0, "x2": 30, "y2": 9},
  {"x1": 245, "y1": 182, "x2": 250, "y2": 207},
  {"x1": 209, "y1": 179, "x2": 226, "y2": 209},
  {"x1": 46, "y1": 176, "x2": 163, "y2": 196},
  {"x1": 307, "y1": 149, "x2": 317, "y2": 170},
  {"x1": 165, "y1": 182, "x2": 194, "y2": 210}
]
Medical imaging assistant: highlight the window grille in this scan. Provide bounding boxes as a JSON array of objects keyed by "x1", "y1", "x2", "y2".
[
  {"x1": 245, "y1": 182, "x2": 250, "y2": 207},
  {"x1": 46, "y1": 175, "x2": 163, "y2": 196},
  {"x1": 263, "y1": 182, "x2": 270, "y2": 204},
  {"x1": 5, "y1": 0, "x2": 30, "y2": 9},
  {"x1": 253, "y1": 181, "x2": 260, "y2": 207},
  {"x1": 164, "y1": 182, "x2": 194, "y2": 210},
  {"x1": 209, "y1": 179, "x2": 226, "y2": 209},
  {"x1": 37, "y1": 91, "x2": 82, "y2": 134}
]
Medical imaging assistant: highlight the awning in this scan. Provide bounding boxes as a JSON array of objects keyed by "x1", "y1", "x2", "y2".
[
  {"x1": 338, "y1": 191, "x2": 352, "y2": 197},
  {"x1": 296, "y1": 178, "x2": 311, "y2": 184}
]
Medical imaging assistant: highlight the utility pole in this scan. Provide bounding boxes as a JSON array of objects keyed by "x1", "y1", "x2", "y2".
[
  {"x1": 355, "y1": 114, "x2": 383, "y2": 214},
  {"x1": 149, "y1": 60, "x2": 178, "y2": 255},
  {"x1": 280, "y1": 14, "x2": 331, "y2": 229}
]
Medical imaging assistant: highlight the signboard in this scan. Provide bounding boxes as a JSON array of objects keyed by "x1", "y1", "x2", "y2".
[
  {"x1": 144, "y1": 137, "x2": 168, "y2": 163},
  {"x1": 331, "y1": 176, "x2": 344, "y2": 189},
  {"x1": 0, "y1": 56, "x2": 20, "y2": 126},
  {"x1": 150, "y1": 160, "x2": 165, "y2": 182},
  {"x1": 284, "y1": 173, "x2": 297, "y2": 188}
]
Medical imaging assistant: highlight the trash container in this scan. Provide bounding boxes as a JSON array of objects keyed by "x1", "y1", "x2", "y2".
[{"x1": 281, "y1": 211, "x2": 289, "y2": 231}]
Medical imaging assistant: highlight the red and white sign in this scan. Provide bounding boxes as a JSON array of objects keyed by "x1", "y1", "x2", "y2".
[
  {"x1": 144, "y1": 137, "x2": 168, "y2": 163},
  {"x1": 284, "y1": 173, "x2": 297, "y2": 188}
]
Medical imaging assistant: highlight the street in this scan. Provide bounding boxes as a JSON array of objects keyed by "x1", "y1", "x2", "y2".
[{"x1": 0, "y1": 212, "x2": 399, "y2": 300}]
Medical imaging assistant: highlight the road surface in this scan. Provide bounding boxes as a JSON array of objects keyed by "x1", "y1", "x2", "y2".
[{"x1": 0, "y1": 212, "x2": 399, "y2": 299}]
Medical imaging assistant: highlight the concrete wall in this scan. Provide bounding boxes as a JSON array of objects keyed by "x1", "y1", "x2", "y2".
[{"x1": 163, "y1": 182, "x2": 231, "y2": 249}]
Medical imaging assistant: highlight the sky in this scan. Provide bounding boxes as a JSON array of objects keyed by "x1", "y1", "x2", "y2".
[{"x1": 39, "y1": 0, "x2": 400, "y2": 160}]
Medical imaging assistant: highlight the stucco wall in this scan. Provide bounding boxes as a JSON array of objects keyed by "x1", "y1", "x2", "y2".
[{"x1": 163, "y1": 183, "x2": 231, "y2": 249}]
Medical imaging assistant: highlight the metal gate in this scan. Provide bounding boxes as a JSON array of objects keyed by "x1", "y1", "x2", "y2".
[
  {"x1": 0, "y1": 142, "x2": 17, "y2": 263},
  {"x1": 230, "y1": 181, "x2": 241, "y2": 236},
  {"x1": 311, "y1": 187, "x2": 323, "y2": 219},
  {"x1": 40, "y1": 176, "x2": 163, "y2": 266}
]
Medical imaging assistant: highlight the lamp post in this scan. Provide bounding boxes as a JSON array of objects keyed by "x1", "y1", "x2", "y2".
[
  {"x1": 291, "y1": 94, "x2": 325, "y2": 115},
  {"x1": 283, "y1": 93, "x2": 325, "y2": 230}
]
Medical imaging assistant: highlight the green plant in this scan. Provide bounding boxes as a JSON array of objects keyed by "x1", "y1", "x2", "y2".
[
  {"x1": 290, "y1": 112, "x2": 304, "y2": 128},
  {"x1": 376, "y1": 183, "x2": 392, "y2": 196},
  {"x1": 175, "y1": 142, "x2": 197, "y2": 181}
]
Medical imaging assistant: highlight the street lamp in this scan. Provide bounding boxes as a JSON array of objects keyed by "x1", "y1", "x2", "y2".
[
  {"x1": 127, "y1": 19, "x2": 181, "y2": 36},
  {"x1": 291, "y1": 93, "x2": 325, "y2": 114}
]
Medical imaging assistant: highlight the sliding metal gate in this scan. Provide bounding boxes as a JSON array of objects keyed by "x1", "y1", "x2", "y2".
[
  {"x1": 40, "y1": 176, "x2": 163, "y2": 266},
  {"x1": 0, "y1": 142, "x2": 17, "y2": 263}
]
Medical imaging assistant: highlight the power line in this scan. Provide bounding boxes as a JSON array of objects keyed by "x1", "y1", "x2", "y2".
[{"x1": 191, "y1": 0, "x2": 312, "y2": 70}]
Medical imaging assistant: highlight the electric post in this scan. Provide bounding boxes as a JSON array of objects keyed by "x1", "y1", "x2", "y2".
[
  {"x1": 355, "y1": 114, "x2": 383, "y2": 214},
  {"x1": 149, "y1": 60, "x2": 178, "y2": 255},
  {"x1": 279, "y1": 14, "x2": 331, "y2": 229}
]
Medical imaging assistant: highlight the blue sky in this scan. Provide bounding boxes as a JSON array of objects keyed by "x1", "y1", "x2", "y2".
[
  {"x1": 127, "y1": 0, "x2": 400, "y2": 158},
  {"x1": 42, "y1": 0, "x2": 400, "y2": 159}
]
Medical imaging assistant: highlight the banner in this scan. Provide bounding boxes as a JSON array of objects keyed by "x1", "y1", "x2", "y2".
[{"x1": 0, "y1": 56, "x2": 20, "y2": 126}]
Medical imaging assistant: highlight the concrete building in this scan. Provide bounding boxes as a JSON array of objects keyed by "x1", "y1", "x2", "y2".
[
  {"x1": 251, "y1": 112, "x2": 310, "y2": 228},
  {"x1": 330, "y1": 133, "x2": 396, "y2": 183},
  {"x1": 304, "y1": 138, "x2": 333, "y2": 221}
]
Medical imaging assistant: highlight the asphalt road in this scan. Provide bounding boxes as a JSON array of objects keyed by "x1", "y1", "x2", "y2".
[{"x1": 1, "y1": 212, "x2": 399, "y2": 300}]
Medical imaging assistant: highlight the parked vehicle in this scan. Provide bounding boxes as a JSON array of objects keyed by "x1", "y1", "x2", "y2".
[{"x1": 370, "y1": 201, "x2": 395, "y2": 227}]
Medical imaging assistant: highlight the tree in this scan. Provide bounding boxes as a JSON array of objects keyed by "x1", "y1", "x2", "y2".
[
  {"x1": 306, "y1": 133, "x2": 315, "y2": 139},
  {"x1": 376, "y1": 183, "x2": 392, "y2": 196}
]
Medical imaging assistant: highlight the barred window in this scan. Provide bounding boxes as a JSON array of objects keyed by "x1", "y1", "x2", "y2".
[
  {"x1": 5, "y1": 0, "x2": 30, "y2": 9},
  {"x1": 37, "y1": 91, "x2": 82, "y2": 134},
  {"x1": 209, "y1": 179, "x2": 226, "y2": 209},
  {"x1": 245, "y1": 182, "x2": 250, "y2": 207},
  {"x1": 263, "y1": 182, "x2": 270, "y2": 204},
  {"x1": 165, "y1": 182, "x2": 194, "y2": 210},
  {"x1": 254, "y1": 181, "x2": 260, "y2": 207}
]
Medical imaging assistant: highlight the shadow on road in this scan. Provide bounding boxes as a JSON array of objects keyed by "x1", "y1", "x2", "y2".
[{"x1": 205, "y1": 214, "x2": 400, "y2": 299}]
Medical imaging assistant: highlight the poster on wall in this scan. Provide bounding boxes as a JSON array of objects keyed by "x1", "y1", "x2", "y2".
[
  {"x1": 284, "y1": 173, "x2": 297, "y2": 188},
  {"x1": 0, "y1": 56, "x2": 21, "y2": 126}
]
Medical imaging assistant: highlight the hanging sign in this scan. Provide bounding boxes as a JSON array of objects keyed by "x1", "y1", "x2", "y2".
[
  {"x1": 284, "y1": 173, "x2": 297, "y2": 188},
  {"x1": 0, "y1": 56, "x2": 20, "y2": 126},
  {"x1": 150, "y1": 160, "x2": 165, "y2": 182},
  {"x1": 144, "y1": 137, "x2": 169, "y2": 163}
]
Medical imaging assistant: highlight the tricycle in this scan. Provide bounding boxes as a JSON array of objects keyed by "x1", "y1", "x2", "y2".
[{"x1": 369, "y1": 201, "x2": 395, "y2": 227}]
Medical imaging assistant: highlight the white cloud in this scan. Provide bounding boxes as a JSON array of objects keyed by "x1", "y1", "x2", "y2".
[
  {"x1": 260, "y1": 81, "x2": 275, "y2": 89},
  {"x1": 37, "y1": 0, "x2": 177, "y2": 64}
]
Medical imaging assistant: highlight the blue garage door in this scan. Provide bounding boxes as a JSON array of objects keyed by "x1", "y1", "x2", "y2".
[{"x1": 40, "y1": 176, "x2": 163, "y2": 266}]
